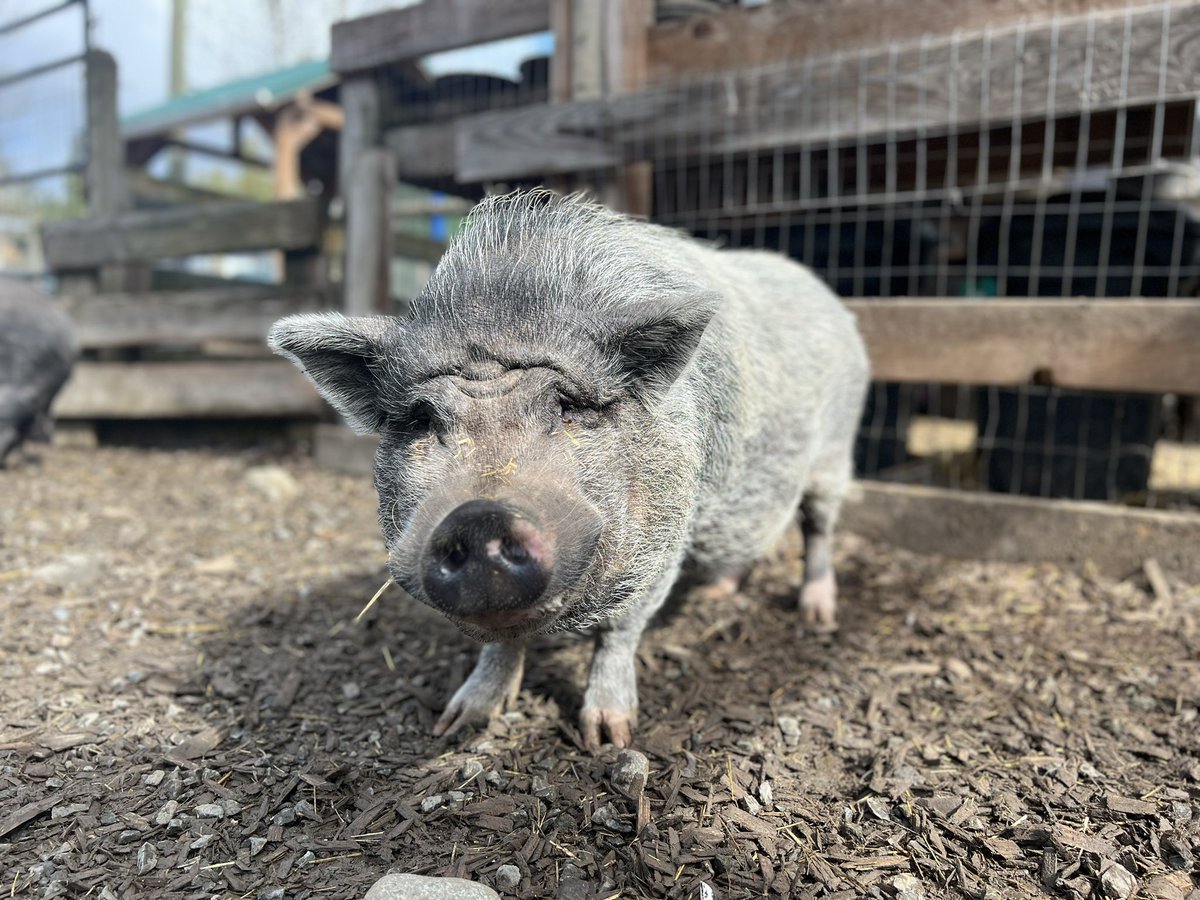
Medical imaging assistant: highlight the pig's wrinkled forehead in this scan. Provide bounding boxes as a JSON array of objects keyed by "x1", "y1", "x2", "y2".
[{"x1": 386, "y1": 297, "x2": 614, "y2": 387}]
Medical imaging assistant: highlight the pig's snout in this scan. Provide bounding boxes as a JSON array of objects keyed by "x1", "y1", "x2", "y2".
[{"x1": 422, "y1": 500, "x2": 555, "y2": 620}]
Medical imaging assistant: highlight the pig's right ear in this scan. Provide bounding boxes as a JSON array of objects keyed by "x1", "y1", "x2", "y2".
[
  {"x1": 268, "y1": 313, "x2": 390, "y2": 434},
  {"x1": 609, "y1": 290, "x2": 722, "y2": 395}
]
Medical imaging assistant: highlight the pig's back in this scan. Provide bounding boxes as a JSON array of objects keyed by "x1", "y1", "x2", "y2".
[{"x1": 675, "y1": 244, "x2": 869, "y2": 569}]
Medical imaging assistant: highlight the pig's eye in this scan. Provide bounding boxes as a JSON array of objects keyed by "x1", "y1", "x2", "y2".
[
  {"x1": 400, "y1": 403, "x2": 436, "y2": 435},
  {"x1": 557, "y1": 396, "x2": 600, "y2": 429}
]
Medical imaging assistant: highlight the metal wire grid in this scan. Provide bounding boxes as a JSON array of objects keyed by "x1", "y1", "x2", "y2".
[
  {"x1": 580, "y1": 3, "x2": 1200, "y2": 509},
  {"x1": 352, "y1": 2, "x2": 1199, "y2": 508},
  {"x1": 0, "y1": 0, "x2": 89, "y2": 277}
]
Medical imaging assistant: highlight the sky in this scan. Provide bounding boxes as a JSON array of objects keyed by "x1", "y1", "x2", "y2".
[{"x1": 0, "y1": 0, "x2": 552, "y2": 184}]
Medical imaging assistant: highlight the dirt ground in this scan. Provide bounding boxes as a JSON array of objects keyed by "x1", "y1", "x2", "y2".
[{"x1": 2, "y1": 446, "x2": 1198, "y2": 900}]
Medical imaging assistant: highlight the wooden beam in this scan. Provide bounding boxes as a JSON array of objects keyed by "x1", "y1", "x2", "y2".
[
  {"x1": 127, "y1": 171, "x2": 229, "y2": 207},
  {"x1": 843, "y1": 481, "x2": 1200, "y2": 581},
  {"x1": 646, "y1": 0, "x2": 1184, "y2": 83},
  {"x1": 330, "y1": 0, "x2": 551, "y2": 74},
  {"x1": 300, "y1": 431, "x2": 1200, "y2": 582},
  {"x1": 847, "y1": 299, "x2": 1200, "y2": 395},
  {"x1": 343, "y1": 147, "x2": 395, "y2": 315},
  {"x1": 386, "y1": 121, "x2": 458, "y2": 180},
  {"x1": 63, "y1": 286, "x2": 326, "y2": 349},
  {"x1": 455, "y1": 3, "x2": 1200, "y2": 182},
  {"x1": 390, "y1": 231, "x2": 445, "y2": 264},
  {"x1": 52, "y1": 361, "x2": 324, "y2": 419},
  {"x1": 42, "y1": 198, "x2": 324, "y2": 268}
]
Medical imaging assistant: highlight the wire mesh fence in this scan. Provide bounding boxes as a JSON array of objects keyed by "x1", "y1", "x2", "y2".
[
  {"x1": 382, "y1": 1, "x2": 1200, "y2": 510},
  {"x1": 0, "y1": 0, "x2": 90, "y2": 278}
]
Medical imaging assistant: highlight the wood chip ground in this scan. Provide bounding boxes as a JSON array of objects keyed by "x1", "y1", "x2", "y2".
[{"x1": 1, "y1": 448, "x2": 1197, "y2": 899}]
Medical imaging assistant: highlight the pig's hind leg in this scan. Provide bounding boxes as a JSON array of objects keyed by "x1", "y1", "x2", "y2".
[{"x1": 798, "y1": 458, "x2": 851, "y2": 632}]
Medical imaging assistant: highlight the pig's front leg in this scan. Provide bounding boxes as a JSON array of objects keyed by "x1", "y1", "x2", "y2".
[
  {"x1": 581, "y1": 623, "x2": 642, "y2": 749},
  {"x1": 581, "y1": 568, "x2": 678, "y2": 749},
  {"x1": 434, "y1": 639, "x2": 525, "y2": 737}
]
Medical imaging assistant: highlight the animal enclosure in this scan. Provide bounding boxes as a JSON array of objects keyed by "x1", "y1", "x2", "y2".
[
  {"x1": 339, "y1": 0, "x2": 1200, "y2": 578},
  {"x1": 3, "y1": 3, "x2": 1199, "y2": 900}
]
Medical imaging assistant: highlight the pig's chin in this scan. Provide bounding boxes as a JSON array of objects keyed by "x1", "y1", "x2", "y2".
[{"x1": 450, "y1": 595, "x2": 567, "y2": 642}]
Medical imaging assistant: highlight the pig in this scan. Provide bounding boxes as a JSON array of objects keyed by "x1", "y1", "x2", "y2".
[
  {"x1": 0, "y1": 278, "x2": 76, "y2": 466},
  {"x1": 270, "y1": 190, "x2": 869, "y2": 748}
]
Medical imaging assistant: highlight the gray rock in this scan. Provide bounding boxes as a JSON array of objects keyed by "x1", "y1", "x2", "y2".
[
  {"x1": 189, "y1": 834, "x2": 215, "y2": 850},
  {"x1": 493, "y1": 865, "x2": 521, "y2": 891},
  {"x1": 195, "y1": 803, "x2": 224, "y2": 819},
  {"x1": 590, "y1": 802, "x2": 629, "y2": 833},
  {"x1": 892, "y1": 873, "x2": 925, "y2": 900},
  {"x1": 32, "y1": 553, "x2": 106, "y2": 589},
  {"x1": 116, "y1": 829, "x2": 142, "y2": 845},
  {"x1": 556, "y1": 877, "x2": 590, "y2": 900},
  {"x1": 244, "y1": 465, "x2": 300, "y2": 503},
  {"x1": 272, "y1": 806, "x2": 297, "y2": 827},
  {"x1": 298, "y1": 850, "x2": 316, "y2": 866},
  {"x1": 144, "y1": 770, "x2": 166, "y2": 787},
  {"x1": 219, "y1": 798, "x2": 241, "y2": 817},
  {"x1": 420, "y1": 794, "x2": 445, "y2": 813},
  {"x1": 136, "y1": 842, "x2": 157, "y2": 875},
  {"x1": 757, "y1": 780, "x2": 774, "y2": 808},
  {"x1": 777, "y1": 716, "x2": 801, "y2": 744},
  {"x1": 362, "y1": 873, "x2": 500, "y2": 900},
  {"x1": 249, "y1": 836, "x2": 268, "y2": 856},
  {"x1": 258, "y1": 890, "x2": 285, "y2": 900},
  {"x1": 459, "y1": 760, "x2": 484, "y2": 782},
  {"x1": 342, "y1": 681, "x2": 361, "y2": 700},
  {"x1": 608, "y1": 748, "x2": 650, "y2": 798},
  {"x1": 154, "y1": 800, "x2": 179, "y2": 825},
  {"x1": 1099, "y1": 862, "x2": 1137, "y2": 900}
]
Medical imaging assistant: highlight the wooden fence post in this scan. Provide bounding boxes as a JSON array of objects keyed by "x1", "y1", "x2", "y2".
[
  {"x1": 344, "y1": 148, "x2": 394, "y2": 316},
  {"x1": 83, "y1": 50, "x2": 149, "y2": 293},
  {"x1": 339, "y1": 75, "x2": 391, "y2": 315}
]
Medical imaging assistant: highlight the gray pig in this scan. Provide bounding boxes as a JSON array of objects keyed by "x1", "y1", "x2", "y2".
[
  {"x1": 271, "y1": 191, "x2": 868, "y2": 748},
  {"x1": 0, "y1": 278, "x2": 75, "y2": 466}
]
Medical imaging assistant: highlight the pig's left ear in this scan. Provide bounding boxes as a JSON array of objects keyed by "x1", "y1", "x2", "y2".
[
  {"x1": 610, "y1": 290, "x2": 721, "y2": 394},
  {"x1": 268, "y1": 313, "x2": 392, "y2": 434}
]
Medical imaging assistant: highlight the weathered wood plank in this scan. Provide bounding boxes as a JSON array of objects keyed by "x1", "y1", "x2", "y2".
[
  {"x1": 305, "y1": 432, "x2": 1200, "y2": 581},
  {"x1": 42, "y1": 199, "x2": 324, "y2": 269},
  {"x1": 63, "y1": 286, "x2": 326, "y2": 349},
  {"x1": 53, "y1": 361, "x2": 323, "y2": 418},
  {"x1": 456, "y1": 3, "x2": 1200, "y2": 182},
  {"x1": 646, "y1": 0, "x2": 1187, "y2": 82},
  {"x1": 843, "y1": 481, "x2": 1200, "y2": 581},
  {"x1": 85, "y1": 51, "x2": 128, "y2": 217},
  {"x1": 344, "y1": 148, "x2": 395, "y2": 315},
  {"x1": 331, "y1": 0, "x2": 551, "y2": 74},
  {"x1": 386, "y1": 121, "x2": 461, "y2": 181},
  {"x1": 848, "y1": 299, "x2": 1200, "y2": 395},
  {"x1": 391, "y1": 231, "x2": 445, "y2": 264}
]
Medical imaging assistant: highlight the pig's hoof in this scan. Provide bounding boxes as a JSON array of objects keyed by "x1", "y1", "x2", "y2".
[
  {"x1": 433, "y1": 678, "x2": 515, "y2": 739},
  {"x1": 690, "y1": 573, "x2": 741, "y2": 604},
  {"x1": 800, "y1": 572, "x2": 838, "y2": 633},
  {"x1": 580, "y1": 706, "x2": 637, "y2": 750}
]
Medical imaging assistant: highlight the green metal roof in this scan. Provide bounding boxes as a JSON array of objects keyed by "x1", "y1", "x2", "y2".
[{"x1": 122, "y1": 59, "x2": 336, "y2": 139}]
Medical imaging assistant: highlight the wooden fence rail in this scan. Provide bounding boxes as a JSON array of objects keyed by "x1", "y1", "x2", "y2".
[
  {"x1": 42, "y1": 198, "x2": 324, "y2": 269},
  {"x1": 380, "y1": 3, "x2": 1200, "y2": 184},
  {"x1": 848, "y1": 299, "x2": 1200, "y2": 395}
]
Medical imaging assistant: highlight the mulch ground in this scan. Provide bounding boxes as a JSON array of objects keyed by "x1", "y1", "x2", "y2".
[{"x1": 1, "y1": 446, "x2": 1198, "y2": 900}]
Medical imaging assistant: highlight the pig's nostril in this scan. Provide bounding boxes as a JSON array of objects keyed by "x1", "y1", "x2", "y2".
[
  {"x1": 442, "y1": 542, "x2": 469, "y2": 570},
  {"x1": 500, "y1": 538, "x2": 529, "y2": 566}
]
